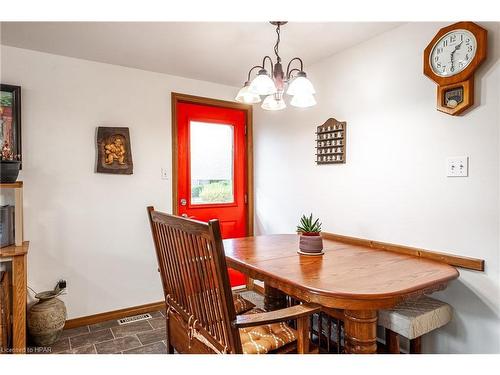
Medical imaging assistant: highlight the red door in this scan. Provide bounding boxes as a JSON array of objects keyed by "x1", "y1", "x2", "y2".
[{"x1": 176, "y1": 101, "x2": 247, "y2": 286}]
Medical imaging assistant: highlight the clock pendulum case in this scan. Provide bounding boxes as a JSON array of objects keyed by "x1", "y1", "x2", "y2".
[{"x1": 423, "y1": 22, "x2": 487, "y2": 116}]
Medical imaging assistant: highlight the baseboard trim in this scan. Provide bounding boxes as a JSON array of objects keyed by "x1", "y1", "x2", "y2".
[{"x1": 64, "y1": 301, "x2": 165, "y2": 330}]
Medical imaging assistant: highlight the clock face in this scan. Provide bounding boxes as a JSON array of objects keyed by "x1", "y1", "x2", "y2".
[{"x1": 430, "y1": 29, "x2": 477, "y2": 77}]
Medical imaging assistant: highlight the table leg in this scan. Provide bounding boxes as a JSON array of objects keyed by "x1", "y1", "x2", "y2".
[
  {"x1": 344, "y1": 309, "x2": 377, "y2": 354},
  {"x1": 264, "y1": 284, "x2": 286, "y2": 311}
]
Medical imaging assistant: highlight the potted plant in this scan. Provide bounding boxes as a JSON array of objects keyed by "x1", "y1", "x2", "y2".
[
  {"x1": 0, "y1": 140, "x2": 21, "y2": 183},
  {"x1": 296, "y1": 214, "x2": 324, "y2": 255}
]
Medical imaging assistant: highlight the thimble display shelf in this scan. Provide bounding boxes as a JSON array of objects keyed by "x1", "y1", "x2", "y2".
[{"x1": 316, "y1": 118, "x2": 346, "y2": 164}]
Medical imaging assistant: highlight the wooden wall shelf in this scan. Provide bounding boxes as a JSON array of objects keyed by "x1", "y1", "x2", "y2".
[
  {"x1": 0, "y1": 181, "x2": 23, "y2": 189},
  {"x1": 0, "y1": 242, "x2": 29, "y2": 258}
]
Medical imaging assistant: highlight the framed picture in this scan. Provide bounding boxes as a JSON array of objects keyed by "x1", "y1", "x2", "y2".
[
  {"x1": 96, "y1": 127, "x2": 133, "y2": 174},
  {"x1": 0, "y1": 84, "x2": 22, "y2": 166}
]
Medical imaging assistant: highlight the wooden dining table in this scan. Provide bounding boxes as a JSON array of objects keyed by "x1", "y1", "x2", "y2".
[{"x1": 223, "y1": 234, "x2": 460, "y2": 354}]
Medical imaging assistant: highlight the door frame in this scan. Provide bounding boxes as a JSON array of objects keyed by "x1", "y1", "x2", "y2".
[{"x1": 171, "y1": 92, "x2": 254, "y2": 236}]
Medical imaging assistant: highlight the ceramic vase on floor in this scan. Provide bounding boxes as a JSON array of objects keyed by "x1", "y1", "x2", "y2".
[{"x1": 27, "y1": 291, "x2": 67, "y2": 347}]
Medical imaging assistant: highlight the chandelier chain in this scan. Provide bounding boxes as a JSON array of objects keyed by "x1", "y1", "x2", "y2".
[{"x1": 274, "y1": 24, "x2": 281, "y2": 63}]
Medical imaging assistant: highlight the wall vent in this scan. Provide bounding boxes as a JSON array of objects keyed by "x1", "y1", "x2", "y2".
[{"x1": 117, "y1": 313, "x2": 152, "y2": 325}]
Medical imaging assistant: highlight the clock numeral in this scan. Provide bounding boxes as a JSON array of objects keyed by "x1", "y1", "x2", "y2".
[
  {"x1": 443, "y1": 40, "x2": 448, "y2": 47},
  {"x1": 450, "y1": 35, "x2": 456, "y2": 43},
  {"x1": 468, "y1": 45, "x2": 473, "y2": 52},
  {"x1": 465, "y1": 54, "x2": 470, "y2": 60},
  {"x1": 437, "y1": 62, "x2": 442, "y2": 68},
  {"x1": 434, "y1": 55, "x2": 439, "y2": 62}
]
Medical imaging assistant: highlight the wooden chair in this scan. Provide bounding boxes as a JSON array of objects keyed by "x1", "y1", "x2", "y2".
[
  {"x1": 147, "y1": 207, "x2": 320, "y2": 354},
  {"x1": 378, "y1": 295, "x2": 453, "y2": 354},
  {"x1": 311, "y1": 308, "x2": 345, "y2": 353}
]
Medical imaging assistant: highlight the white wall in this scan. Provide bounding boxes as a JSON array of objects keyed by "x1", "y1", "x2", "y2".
[
  {"x1": 0, "y1": 45, "x2": 239, "y2": 319},
  {"x1": 1, "y1": 22, "x2": 499, "y2": 354},
  {"x1": 254, "y1": 22, "x2": 500, "y2": 353}
]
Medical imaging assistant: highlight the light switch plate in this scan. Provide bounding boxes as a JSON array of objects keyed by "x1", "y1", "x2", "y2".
[
  {"x1": 446, "y1": 156, "x2": 469, "y2": 177},
  {"x1": 161, "y1": 168, "x2": 169, "y2": 180}
]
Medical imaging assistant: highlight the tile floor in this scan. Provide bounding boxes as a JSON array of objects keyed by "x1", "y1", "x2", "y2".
[
  {"x1": 30, "y1": 290, "x2": 264, "y2": 354},
  {"x1": 29, "y1": 309, "x2": 168, "y2": 354}
]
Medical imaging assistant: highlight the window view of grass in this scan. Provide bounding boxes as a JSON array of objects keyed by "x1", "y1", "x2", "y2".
[
  {"x1": 189, "y1": 121, "x2": 234, "y2": 204},
  {"x1": 191, "y1": 180, "x2": 233, "y2": 204}
]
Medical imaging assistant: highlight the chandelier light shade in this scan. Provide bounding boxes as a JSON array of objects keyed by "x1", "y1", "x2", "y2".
[
  {"x1": 249, "y1": 69, "x2": 277, "y2": 96},
  {"x1": 235, "y1": 22, "x2": 317, "y2": 111},
  {"x1": 290, "y1": 93, "x2": 317, "y2": 108},
  {"x1": 286, "y1": 73, "x2": 316, "y2": 96},
  {"x1": 261, "y1": 94, "x2": 287, "y2": 111},
  {"x1": 235, "y1": 82, "x2": 262, "y2": 104}
]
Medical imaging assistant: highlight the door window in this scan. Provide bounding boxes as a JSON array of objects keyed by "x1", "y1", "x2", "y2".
[{"x1": 189, "y1": 121, "x2": 234, "y2": 205}]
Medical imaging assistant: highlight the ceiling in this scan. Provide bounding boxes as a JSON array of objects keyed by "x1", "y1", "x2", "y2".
[{"x1": 1, "y1": 22, "x2": 402, "y2": 87}]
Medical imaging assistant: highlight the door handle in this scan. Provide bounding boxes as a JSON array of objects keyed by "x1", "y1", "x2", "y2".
[
  {"x1": 180, "y1": 198, "x2": 187, "y2": 206},
  {"x1": 181, "y1": 213, "x2": 188, "y2": 218}
]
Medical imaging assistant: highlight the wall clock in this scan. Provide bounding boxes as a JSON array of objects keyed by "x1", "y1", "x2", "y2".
[{"x1": 423, "y1": 22, "x2": 487, "y2": 115}]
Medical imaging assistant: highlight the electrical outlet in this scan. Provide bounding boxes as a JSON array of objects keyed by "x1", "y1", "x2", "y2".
[
  {"x1": 161, "y1": 168, "x2": 169, "y2": 180},
  {"x1": 57, "y1": 279, "x2": 67, "y2": 294},
  {"x1": 447, "y1": 156, "x2": 469, "y2": 177}
]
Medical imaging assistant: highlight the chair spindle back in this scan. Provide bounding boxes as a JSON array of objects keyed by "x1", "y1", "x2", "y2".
[{"x1": 147, "y1": 207, "x2": 241, "y2": 353}]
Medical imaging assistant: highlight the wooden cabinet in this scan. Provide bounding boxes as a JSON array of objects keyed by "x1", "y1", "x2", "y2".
[{"x1": 0, "y1": 181, "x2": 28, "y2": 354}]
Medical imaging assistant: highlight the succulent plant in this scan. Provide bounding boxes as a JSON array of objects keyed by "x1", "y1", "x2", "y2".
[{"x1": 296, "y1": 214, "x2": 322, "y2": 235}]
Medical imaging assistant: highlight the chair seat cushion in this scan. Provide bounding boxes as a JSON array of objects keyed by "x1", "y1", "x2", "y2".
[
  {"x1": 378, "y1": 296, "x2": 452, "y2": 340},
  {"x1": 239, "y1": 308, "x2": 298, "y2": 354},
  {"x1": 233, "y1": 293, "x2": 255, "y2": 315}
]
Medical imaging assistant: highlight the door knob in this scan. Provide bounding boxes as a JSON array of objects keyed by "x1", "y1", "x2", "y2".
[{"x1": 180, "y1": 198, "x2": 187, "y2": 206}]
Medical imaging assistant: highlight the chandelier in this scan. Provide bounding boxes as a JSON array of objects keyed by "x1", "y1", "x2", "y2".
[{"x1": 235, "y1": 21, "x2": 316, "y2": 110}]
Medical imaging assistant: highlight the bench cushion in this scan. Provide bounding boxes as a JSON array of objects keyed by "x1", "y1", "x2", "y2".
[{"x1": 378, "y1": 296, "x2": 452, "y2": 340}]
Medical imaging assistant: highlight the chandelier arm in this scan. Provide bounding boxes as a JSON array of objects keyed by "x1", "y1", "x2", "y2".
[
  {"x1": 286, "y1": 57, "x2": 304, "y2": 79},
  {"x1": 287, "y1": 68, "x2": 301, "y2": 79},
  {"x1": 246, "y1": 65, "x2": 264, "y2": 82},
  {"x1": 262, "y1": 55, "x2": 274, "y2": 76}
]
